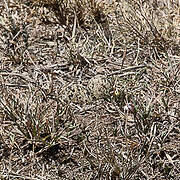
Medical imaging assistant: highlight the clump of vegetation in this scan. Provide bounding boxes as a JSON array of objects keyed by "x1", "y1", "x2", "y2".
[{"x1": 0, "y1": 0, "x2": 179, "y2": 179}]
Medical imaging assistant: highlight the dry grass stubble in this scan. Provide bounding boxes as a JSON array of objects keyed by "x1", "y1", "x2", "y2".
[{"x1": 0, "y1": 0, "x2": 180, "y2": 179}]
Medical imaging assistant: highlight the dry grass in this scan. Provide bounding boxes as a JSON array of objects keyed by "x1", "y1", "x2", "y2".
[{"x1": 0, "y1": 0, "x2": 180, "y2": 179}]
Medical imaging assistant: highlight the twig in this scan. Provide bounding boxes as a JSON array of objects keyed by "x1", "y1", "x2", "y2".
[
  {"x1": 0, "y1": 83, "x2": 29, "y2": 88},
  {"x1": 133, "y1": 38, "x2": 140, "y2": 65},
  {"x1": 121, "y1": 47, "x2": 127, "y2": 69},
  {"x1": 107, "y1": 65, "x2": 146, "y2": 76},
  {"x1": 72, "y1": 11, "x2": 77, "y2": 43},
  {"x1": 0, "y1": 72, "x2": 34, "y2": 84},
  {"x1": 0, "y1": 171, "x2": 39, "y2": 180}
]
